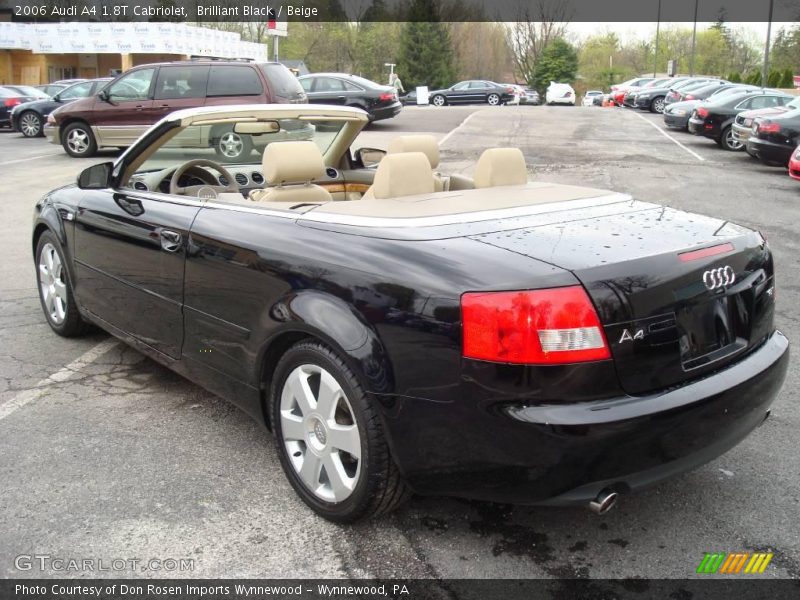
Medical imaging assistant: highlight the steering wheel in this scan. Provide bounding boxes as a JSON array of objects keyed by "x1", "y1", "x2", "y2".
[{"x1": 169, "y1": 159, "x2": 240, "y2": 197}]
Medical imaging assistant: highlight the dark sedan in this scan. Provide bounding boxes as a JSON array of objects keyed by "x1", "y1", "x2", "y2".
[
  {"x1": 663, "y1": 85, "x2": 759, "y2": 130},
  {"x1": 629, "y1": 77, "x2": 693, "y2": 112},
  {"x1": 664, "y1": 78, "x2": 724, "y2": 106},
  {"x1": 10, "y1": 78, "x2": 111, "y2": 137},
  {"x1": 688, "y1": 90, "x2": 793, "y2": 150},
  {"x1": 32, "y1": 103, "x2": 787, "y2": 523},
  {"x1": 747, "y1": 108, "x2": 800, "y2": 166},
  {"x1": 427, "y1": 80, "x2": 514, "y2": 107},
  {"x1": 298, "y1": 73, "x2": 401, "y2": 122},
  {"x1": 0, "y1": 86, "x2": 40, "y2": 127}
]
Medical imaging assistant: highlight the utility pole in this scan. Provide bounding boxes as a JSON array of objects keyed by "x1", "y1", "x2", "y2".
[
  {"x1": 653, "y1": 0, "x2": 662, "y2": 77},
  {"x1": 762, "y1": 0, "x2": 775, "y2": 88},
  {"x1": 689, "y1": 0, "x2": 699, "y2": 76}
]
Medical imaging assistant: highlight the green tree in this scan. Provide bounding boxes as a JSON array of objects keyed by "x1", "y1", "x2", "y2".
[
  {"x1": 396, "y1": 0, "x2": 455, "y2": 89},
  {"x1": 781, "y1": 68, "x2": 795, "y2": 89},
  {"x1": 727, "y1": 71, "x2": 741, "y2": 83},
  {"x1": 767, "y1": 69, "x2": 782, "y2": 88},
  {"x1": 532, "y1": 38, "x2": 578, "y2": 93}
]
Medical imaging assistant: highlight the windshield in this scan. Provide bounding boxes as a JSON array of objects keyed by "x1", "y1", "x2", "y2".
[{"x1": 134, "y1": 117, "x2": 346, "y2": 175}]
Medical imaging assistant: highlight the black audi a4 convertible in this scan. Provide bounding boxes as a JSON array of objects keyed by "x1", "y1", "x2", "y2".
[{"x1": 33, "y1": 104, "x2": 788, "y2": 522}]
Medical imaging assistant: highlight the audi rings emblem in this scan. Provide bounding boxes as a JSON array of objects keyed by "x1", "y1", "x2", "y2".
[{"x1": 703, "y1": 266, "x2": 735, "y2": 291}]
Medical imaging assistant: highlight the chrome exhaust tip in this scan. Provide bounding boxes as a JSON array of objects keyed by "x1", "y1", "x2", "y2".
[{"x1": 588, "y1": 489, "x2": 618, "y2": 514}]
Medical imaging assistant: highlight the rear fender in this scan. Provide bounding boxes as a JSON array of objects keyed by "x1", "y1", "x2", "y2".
[{"x1": 262, "y1": 290, "x2": 394, "y2": 395}]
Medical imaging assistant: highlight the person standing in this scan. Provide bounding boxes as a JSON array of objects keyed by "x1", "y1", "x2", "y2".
[{"x1": 391, "y1": 73, "x2": 405, "y2": 95}]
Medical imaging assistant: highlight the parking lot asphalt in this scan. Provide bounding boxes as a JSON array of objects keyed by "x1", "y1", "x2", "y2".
[{"x1": 1, "y1": 104, "x2": 798, "y2": 583}]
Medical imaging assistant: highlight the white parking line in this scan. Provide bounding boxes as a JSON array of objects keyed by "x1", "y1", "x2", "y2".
[
  {"x1": 633, "y1": 111, "x2": 705, "y2": 162},
  {"x1": 0, "y1": 338, "x2": 119, "y2": 422},
  {"x1": 438, "y1": 110, "x2": 482, "y2": 147},
  {"x1": 0, "y1": 153, "x2": 62, "y2": 166}
]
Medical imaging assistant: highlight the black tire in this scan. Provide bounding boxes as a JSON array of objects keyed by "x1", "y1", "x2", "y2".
[
  {"x1": 61, "y1": 121, "x2": 97, "y2": 158},
  {"x1": 212, "y1": 127, "x2": 253, "y2": 163},
  {"x1": 270, "y1": 340, "x2": 411, "y2": 523},
  {"x1": 721, "y1": 126, "x2": 743, "y2": 151},
  {"x1": 487, "y1": 93, "x2": 500, "y2": 106},
  {"x1": 431, "y1": 94, "x2": 446, "y2": 107},
  {"x1": 19, "y1": 110, "x2": 43, "y2": 137},
  {"x1": 650, "y1": 96, "x2": 666, "y2": 114},
  {"x1": 35, "y1": 231, "x2": 92, "y2": 337}
]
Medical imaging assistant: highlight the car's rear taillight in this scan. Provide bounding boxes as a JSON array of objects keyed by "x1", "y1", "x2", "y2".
[
  {"x1": 697, "y1": 107, "x2": 709, "y2": 118},
  {"x1": 378, "y1": 92, "x2": 395, "y2": 102},
  {"x1": 461, "y1": 286, "x2": 610, "y2": 365},
  {"x1": 563, "y1": 91, "x2": 573, "y2": 98},
  {"x1": 4, "y1": 98, "x2": 20, "y2": 107},
  {"x1": 758, "y1": 122, "x2": 781, "y2": 134},
  {"x1": 685, "y1": 94, "x2": 695, "y2": 100}
]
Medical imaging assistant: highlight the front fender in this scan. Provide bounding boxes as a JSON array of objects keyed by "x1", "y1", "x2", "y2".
[
  {"x1": 33, "y1": 197, "x2": 76, "y2": 284},
  {"x1": 263, "y1": 290, "x2": 394, "y2": 395}
]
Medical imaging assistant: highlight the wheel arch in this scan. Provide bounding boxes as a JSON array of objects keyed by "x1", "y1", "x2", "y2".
[{"x1": 256, "y1": 290, "x2": 395, "y2": 428}]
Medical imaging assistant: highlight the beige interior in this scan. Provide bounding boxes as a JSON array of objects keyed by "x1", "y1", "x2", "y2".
[
  {"x1": 363, "y1": 152, "x2": 436, "y2": 200},
  {"x1": 249, "y1": 141, "x2": 331, "y2": 203},
  {"x1": 310, "y1": 182, "x2": 617, "y2": 219},
  {"x1": 387, "y1": 134, "x2": 445, "y2": 192},
  {"x1": 387, "y1": 135, "x2": 440, "y2": 168},
  {"x1": 474, "y1": 148, "x2": 528, "y2": 189}
]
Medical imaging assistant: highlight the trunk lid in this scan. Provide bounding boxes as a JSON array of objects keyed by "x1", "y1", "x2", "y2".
[{"x1": 471, "y1": 206, "x2": 776, "y2": 395}]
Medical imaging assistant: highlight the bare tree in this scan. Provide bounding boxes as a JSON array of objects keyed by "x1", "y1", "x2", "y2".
[{"x1": 504, "y1": 0, "x2": 572, "y2": 84}]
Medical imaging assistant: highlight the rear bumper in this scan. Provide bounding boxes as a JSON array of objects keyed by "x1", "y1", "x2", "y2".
[
  {"x1": 746, "y1": 138, "x2": 793, "y2": 165},
  {"x1": 688, "y1": 117, "x2": 718, "y2": 138},
  {"x1": 663, "y1": 113, "x2": 690, "y2": 129},
  {"x1": 369, "y1": 101, "x2": 402, "y2": 121},
  {"x1": 394, "y1": 331, "x2": 788, "y2": 505}
]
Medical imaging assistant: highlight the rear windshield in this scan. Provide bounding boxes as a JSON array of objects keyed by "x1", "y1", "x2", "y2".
[
  {"x1": 0, "y1": 87, "x2": 16, "y2": 98},
  {"x1": 261, "y1": 64, "x2": 305, "y2": 97}
]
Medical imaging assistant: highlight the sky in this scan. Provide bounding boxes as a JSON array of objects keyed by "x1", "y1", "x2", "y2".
[{"x1": 566, "y1": 22, "x2": 795, "y2": 44}]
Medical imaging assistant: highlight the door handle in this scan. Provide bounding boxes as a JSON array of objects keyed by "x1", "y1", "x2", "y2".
[
  {"x1": 159, "y1": 104, "x2": 170, "y2": 110},
  {"x1": 160, "y1": 229, "x2": 182, "y2": 252},
  {"x1": 135, "y1": 104, "x2": 145, "y2": 111}
]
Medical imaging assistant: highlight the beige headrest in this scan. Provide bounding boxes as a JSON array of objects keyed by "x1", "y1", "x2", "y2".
[
  {"x1": 387, "y1": 135, "x2": 440, "y2": 168},
  {"x1": 263, "y1": 141, "x2": 326, "y2": 185},
  {"x1": 371, "y1": 152, "x2": 435, "y2": 199},
  {"x1": 474, "y1": 148, "x2": 528, "y2": 188}
]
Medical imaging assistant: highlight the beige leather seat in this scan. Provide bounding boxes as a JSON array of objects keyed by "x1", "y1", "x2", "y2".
[
  {"x1": 362, "y1": 152, "x2": 435, "y2": 200},
  {"x1": 474, "y1": 148, "x2": 528, "y2": 188},
  {"x1": 387, "y1": 135, "x2": 445, "y2": 191},
  {"x1": 249, "y1": 141, "x2": 331, "y2": 204}
]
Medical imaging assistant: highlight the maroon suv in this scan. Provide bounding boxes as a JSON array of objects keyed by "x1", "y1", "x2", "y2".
[{"x1": 47, "y1": 60, "x2": 307, "y2": 159}]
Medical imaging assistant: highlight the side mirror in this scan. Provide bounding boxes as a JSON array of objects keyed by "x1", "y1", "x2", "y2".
[
  {"x1": 77, "y1": 162, "x2": 114, "y2": 190},
  {"x1": 98, "y1": 89, "x2": 110, "y2": 102},
  {"x1": 355, "y1": 147, "x2": 386, "y2": 168}
]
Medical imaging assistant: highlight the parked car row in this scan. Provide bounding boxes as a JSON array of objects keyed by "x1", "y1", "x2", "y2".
[
  {"x1": 664, "y1": 83, "x2": 800, "y2": 181},
  {"x1": 596, "y1": 75, "x2": 800, "y2": 181}
]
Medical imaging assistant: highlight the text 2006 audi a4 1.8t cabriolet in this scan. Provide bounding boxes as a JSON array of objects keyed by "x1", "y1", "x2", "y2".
[{"x1": 33, "y1": 105, "x2": 788, "y2": 522}]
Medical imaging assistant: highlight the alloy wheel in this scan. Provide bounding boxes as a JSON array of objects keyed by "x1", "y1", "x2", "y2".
[
  {"x1": 66, "y1": 128, "x2": 90, "y2": 154},
  {"x1": 218, "y1": 132, "x2": 244, "y2": 159},
  {"x1": 432, "y1": 95, "x2": 445, "y2": 107},
  {"x1": 725, "y1": 129, "x2": 743, "y2": 151},
  {"x1": 280, "y1": 364, "x2": 362, "y2": 503},
  {"x1": 38, "y1": 242, "x2": 67, "y2": 325},
  {"x1": 20, "y1": 112, "x2": 41, "y2": 137},
  {"x1": 653, "y1": 98, "x2": 665, "y2": 113},
  {"x1": 487, "y1": 94, "x2": 500, "y2": 106}
]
